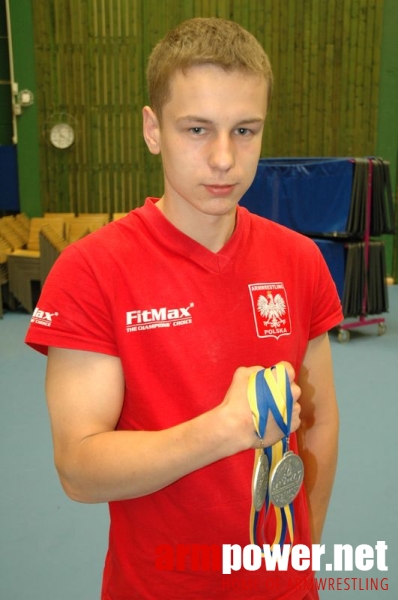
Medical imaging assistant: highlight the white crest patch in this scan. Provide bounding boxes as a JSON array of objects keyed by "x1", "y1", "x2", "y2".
[{"x1": 248, "y1": 283, "x2": 292, "y2": 339}]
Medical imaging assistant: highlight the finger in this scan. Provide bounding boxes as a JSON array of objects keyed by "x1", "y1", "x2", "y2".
[
  {"x1": 260, "y1": 410, "x2": 286, "y2": 448},
  {"x1": 278, "y1": 361, "x2": 295, "y2": 383},
  {"x1": 267, "y1": 363, "x2": 300, "y2": 403},
  {"x1": 247, "y1": 365, "x2": 267, "y2": 375},
  {"x1": 290, "y1": 381, "x2": 301, "y2": 403},
  {"x1": 290, "y1": 402, "x2": 301, "y2": 432}
]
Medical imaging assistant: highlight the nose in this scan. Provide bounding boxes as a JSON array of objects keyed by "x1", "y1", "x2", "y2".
[{"x1": 208, "y1": 133, "x2": 235, "y2": 171}]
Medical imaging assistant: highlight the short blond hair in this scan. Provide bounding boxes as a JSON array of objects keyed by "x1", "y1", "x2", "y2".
[{"x1": 147, "y1": 17, "x2": 273, "y2": 121}]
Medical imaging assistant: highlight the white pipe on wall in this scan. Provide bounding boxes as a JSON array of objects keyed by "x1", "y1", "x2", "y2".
[{"x1": 5, "y1": 0, "x2": 18, "y2": 144}]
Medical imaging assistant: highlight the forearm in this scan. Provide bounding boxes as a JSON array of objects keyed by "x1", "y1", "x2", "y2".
[
  {"x1": 55, "y1": 403, "x2": 237, "y2": 504},
  {"x1": 298, "y1": 413, "x2": 338, "y2": 544},
  {"x1": 297, "y1": 333, "x2": 339, "y2": 544},
  {"x1": 46, "y1": 348, "x2": 300, "y2": 505}
]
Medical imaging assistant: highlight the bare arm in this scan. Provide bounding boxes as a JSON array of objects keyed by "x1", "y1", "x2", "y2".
[
  {"x1": 46, "y1": 347, "x2": 301, "y2": 504},
  {"x1": 297, "y1": 332, "x2": 339, "y2": 544}
]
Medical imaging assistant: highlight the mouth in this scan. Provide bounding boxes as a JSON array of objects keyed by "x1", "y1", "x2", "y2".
[{"x1": 204, "y1": 184, "x2": 236, "y2": 197}]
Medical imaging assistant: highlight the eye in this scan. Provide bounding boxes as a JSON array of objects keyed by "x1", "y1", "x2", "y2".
[
  {"x1": 236, "y1": 127, "x2": 251, "y2": 136},
  {"x1": 189, "y1": 127, "x2": 205, "y2": 135}
]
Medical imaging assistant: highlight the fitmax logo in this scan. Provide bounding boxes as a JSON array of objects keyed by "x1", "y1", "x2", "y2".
[
  {"x1": 126, "y1": 303, "x2": 194, "y2": 332},
  {"x1": 31, "y1": 307, "x2": 59, "y2": 327}
]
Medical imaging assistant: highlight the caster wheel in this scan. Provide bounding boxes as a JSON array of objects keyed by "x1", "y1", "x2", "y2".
[
  {"x1": 378, "y1": 323, "x2": 386, "y2": 336},
  {"x1": 338, "y1": 329, "x2": 350, "y2": 343}
]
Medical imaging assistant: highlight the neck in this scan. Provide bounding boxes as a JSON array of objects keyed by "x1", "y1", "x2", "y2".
[{"x1": 156, "y1": 197, "x2": 237, "y2": 253}]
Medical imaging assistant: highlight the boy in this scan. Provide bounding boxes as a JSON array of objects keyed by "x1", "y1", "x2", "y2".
[{"x1": 26, "y1": 17, "x2": 342, "y2": 599}]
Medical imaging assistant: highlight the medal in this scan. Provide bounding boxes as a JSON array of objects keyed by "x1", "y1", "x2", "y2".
[
  {"x1": 248, "y1": 365, "x2": 305, "y2": 549},
  {"x1": 253, "y1": 452, "x2": 269, "y2": 511},
  {"x1": 268, "y1": 449, "x2": 304, "y2": 508},
  {"x1": 260, "y1": 369, "x2": 304, "y2": 508}
]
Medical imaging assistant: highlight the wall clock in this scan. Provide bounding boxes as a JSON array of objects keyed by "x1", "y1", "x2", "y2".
[
  {"x1": 43, "y1": 112, "x2": 77, "y2": 149},
  {"x1": 50, "y1": 122, "x2": 75, "y2": 149}
]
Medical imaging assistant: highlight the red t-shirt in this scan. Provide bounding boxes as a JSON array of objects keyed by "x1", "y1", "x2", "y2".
[{"x1": 26, "y1": 199, "x2": 343, "y2": 599}]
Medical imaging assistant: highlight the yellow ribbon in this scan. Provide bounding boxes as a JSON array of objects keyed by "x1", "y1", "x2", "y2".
[{"x1": 248, "y1": 366, "x2": 296, "y2": 550}]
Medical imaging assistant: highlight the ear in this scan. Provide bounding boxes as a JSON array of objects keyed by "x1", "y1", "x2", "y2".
[{"x1": 142, "y1": 106, "x2": 161, "y2": 155}]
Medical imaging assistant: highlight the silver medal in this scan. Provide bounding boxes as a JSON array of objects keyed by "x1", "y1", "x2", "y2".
[
  {"x1": 268, "y1": 451, "x2": 304, "y2": 508},
  {"x1": 252, "y1": 452, "x2": 269, "y2": 511}
]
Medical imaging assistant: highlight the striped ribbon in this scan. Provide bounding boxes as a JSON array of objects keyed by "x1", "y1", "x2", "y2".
[{"x1": 248, "y1": 365, "x2": 296, "y2": 549}]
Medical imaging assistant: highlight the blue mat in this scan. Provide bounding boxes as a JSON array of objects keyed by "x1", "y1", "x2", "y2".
[
  {"x1": 0, "y1": 145, "x2": 20, "y2": 211},
  {"x1": 312, "y1": 238, "x2": 346, "y2": 302},
  {"x1": 240, "y1": 157, "x2": 354, "y2": 236}
]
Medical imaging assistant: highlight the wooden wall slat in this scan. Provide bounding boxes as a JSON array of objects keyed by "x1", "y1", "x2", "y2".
[{"x1": 32, "y1": 0, "x2": 384, "y2": 214}]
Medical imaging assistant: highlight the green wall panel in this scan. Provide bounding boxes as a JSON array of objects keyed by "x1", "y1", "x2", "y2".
[
  {"x1": 7, "y1": 0, "x2": 395, "y2": 275},
  {"x1": 0, "y1": 0, "x2": 12, "y2": 146},
  {"x1": 31, "y1": 0, "x2": 386, "y2": 216},
  {"x1": 377, "y1": 0, "x2": 398, "y2": 280},
  {"x1": 8, "y1": 0, "x2": 41, "y2": 216}
]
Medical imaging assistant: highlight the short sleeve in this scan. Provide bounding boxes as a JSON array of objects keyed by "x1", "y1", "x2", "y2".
[
  {"x1": 25, "y1": 244, "x2": 118, "y2": 357},
  {"x1": 308, "y1": 245, "x2": 343, "y2": 340}
]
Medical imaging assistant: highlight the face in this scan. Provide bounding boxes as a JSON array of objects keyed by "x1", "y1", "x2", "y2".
[{"x1": 143, "y1": 64, "x2": 268, "y2": 223}]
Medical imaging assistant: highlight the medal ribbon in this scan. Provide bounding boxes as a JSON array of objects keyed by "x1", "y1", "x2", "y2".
[{"x1": 248, "y1": 365, "x2": 296, "y2": 549}]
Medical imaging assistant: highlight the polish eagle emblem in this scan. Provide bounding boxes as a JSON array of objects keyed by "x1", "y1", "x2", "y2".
[{"x1": 257, "y1": 292, "x2": 286, "y2": 328}]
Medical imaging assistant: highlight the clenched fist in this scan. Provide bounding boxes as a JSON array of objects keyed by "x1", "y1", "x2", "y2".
[{"x1": 218, "y1": 362, "x2": 301, "y2": 455}]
